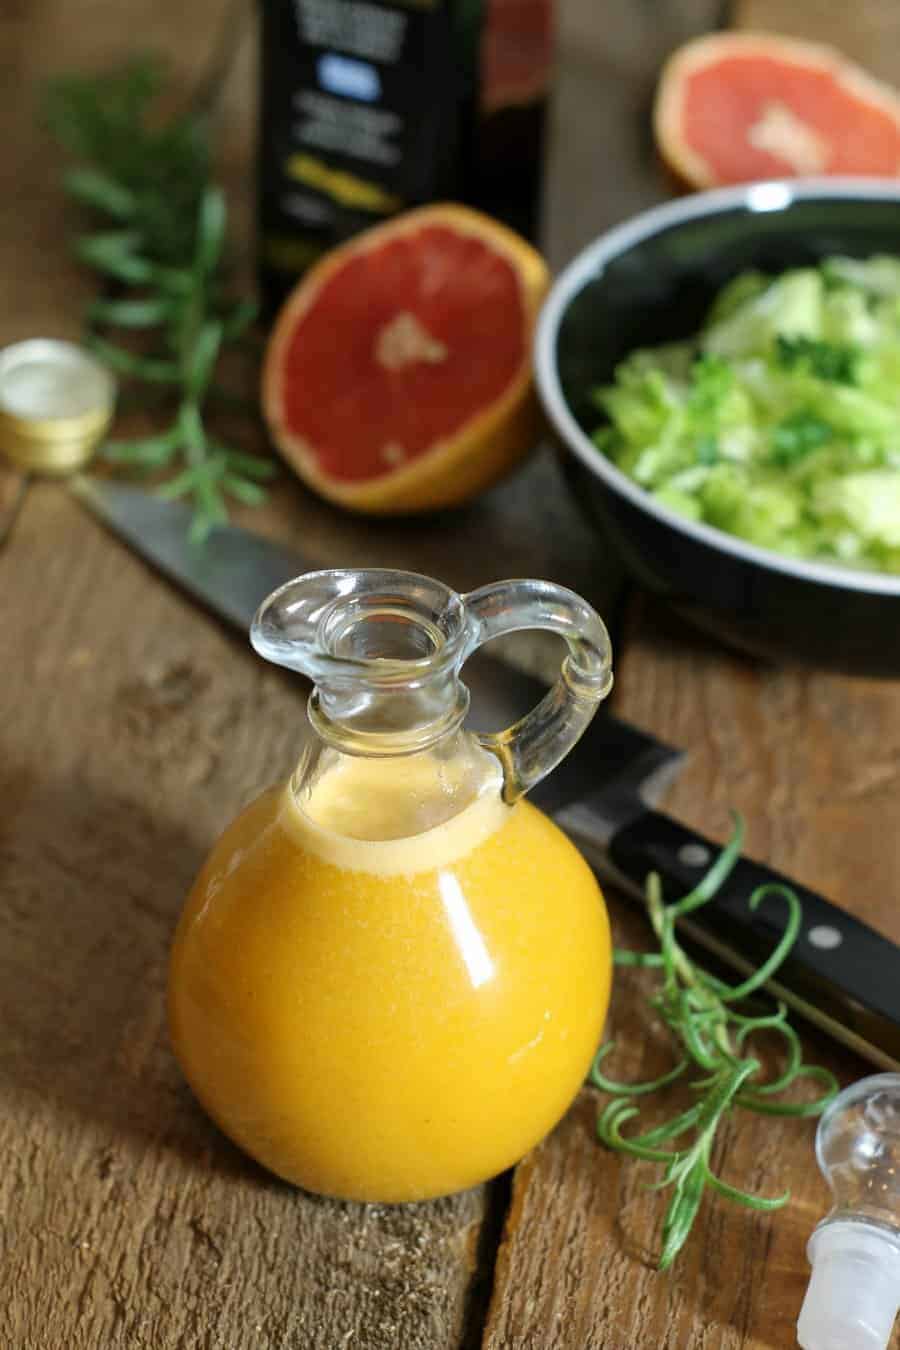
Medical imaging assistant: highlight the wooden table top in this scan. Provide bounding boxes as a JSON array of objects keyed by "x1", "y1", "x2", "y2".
[{"x1": 4, "y1": 1, "x2": 900, "y2": 1346}]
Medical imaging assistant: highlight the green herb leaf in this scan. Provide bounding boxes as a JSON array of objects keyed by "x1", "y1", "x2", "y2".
[
  {"x1": 74, "y1": 231, "x2": 154, "y2": 284},
  {"x1": 222, "y1": 473, "x2": 268, "y2": 507},
  {"x1": 218, "y1": 447, "x2": 279, "y2": 480},
  {"x1": 88, "y1": 334, "x2": 180, "y2": 384},
  {"x1": 43, "y1": 55, "x2": 274, "y2": 538},
  {"x1": 194, "y1": 185, "x2": 227, "y2": 278},
  {"x1": 88, "y1": 296, "x2": 172, "y2": 328},
  {"x1": 667, "y1": 814, "x2": 743, "y2": 917},
  {"x1": 185, "y1": 320, "x2": 224, "y2": 401},
  {"x1": 222, "y1": 298, "x2": 260, "y2": 342},
  {"x1": 705, "y1": 1170, "x2": 788, "y2": 1210},
  {"x1": 593, "y1": 816, "x2": 839, "y2": 1270},
  {"x1": 590, "y1": 1043, "x2": 687, "y2": 1097},
  {"x1": 103, "y1": 428, "x2": 181, "y2": 465},
  {"x1": 63, "y1": 166, "x2": 137, "y2": 219}
]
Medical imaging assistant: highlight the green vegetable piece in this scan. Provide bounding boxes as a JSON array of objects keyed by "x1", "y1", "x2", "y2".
[
  {"x1": 703, "y1": 268, "x2": 824, "y2": 360},
  {"x1": 598, "y1": 367, "x2": 676, "y2": 451},
  {"x1": 653, "y1": 487, "x2": 703, "y2": 521},
  {"x1": 587, "y1": 250, "x2": 900, "y2": 572},
  {"x1": 700, "y1": 466, "x2": 803, "y2": 550},
  {"x1": 687, "y1": 354, "x2": 733, "y2": 417},
  {"x1": 591, "y1": 425, "x2": 622, "y2": 458},
  {"x1": 775, "y1": 335, "x2": 860, "y2": 384},
  {"x1": 770, "y1": 411, "x2": 834, "y2": 466},
  {"x1": 823, "y1": 254, "x2": 900, "y2": 298},
  {"x1": 703, "y1": 270, "x2": 770, "y2": 326},
  {"x1": 814, "y1": 471, "x2": 900, "y2": 548}
]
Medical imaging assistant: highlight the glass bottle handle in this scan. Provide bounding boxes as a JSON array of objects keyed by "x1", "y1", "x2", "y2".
[{"x1": 462, "y1": 580, "x2": 613, "y2": 804}]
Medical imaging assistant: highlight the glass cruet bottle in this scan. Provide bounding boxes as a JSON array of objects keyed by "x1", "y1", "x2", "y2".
[
  {"x1": 168, "y1": 568, "x2": 614, "y2": 1203},
  {"x1": 798, "y1": 1073, "x2": 900, "y2": 1350}
]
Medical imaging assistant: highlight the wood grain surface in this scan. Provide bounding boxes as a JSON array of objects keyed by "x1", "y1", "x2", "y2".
[
  {"x1": 482, "y1": 598, "x2": 900, "y2": 1349},
  {"x1": 0, "y1": 483, "x2": 501, "y2": 1350},
  {"x1": 482, "y1": 3, "x2": 900, "y2": 1347},
  {"x1": 736, "y1": 0, "x2": 900, "y2": 84},
  {"x1": 0, "y1": 2, "x2": 624, "y2": 1346},
  {"x1": 4, "y1": 0, "x2": 900, "y2": 1347}
]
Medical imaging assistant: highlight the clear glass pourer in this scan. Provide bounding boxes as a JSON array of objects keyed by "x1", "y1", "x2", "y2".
[
  {"x1": 250, "y1": 568, "x2": 613, "y2": 817},
  {"x1": 797, "y1": 1073, "x2": 900, "y2": 1350}
]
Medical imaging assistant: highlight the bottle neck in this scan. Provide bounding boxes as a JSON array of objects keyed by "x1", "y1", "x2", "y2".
[
  {"x1": 251, "y1": 568, "x2": 613, "y2": 804},
  {"x1": 307, "y1": 665, "x2": 470, "y2": 757},
  {"x1": 291, "y1": 728, "x2": 506, "y2": 844}
]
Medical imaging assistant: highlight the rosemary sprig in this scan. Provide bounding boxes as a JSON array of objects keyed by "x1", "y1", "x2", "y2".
[
  {"x1": 592, "y1": 816, "x2": 838, "y2": 1270},
  {"x1": 42, "y1": 57, "x2": 275, "y2": 542}
]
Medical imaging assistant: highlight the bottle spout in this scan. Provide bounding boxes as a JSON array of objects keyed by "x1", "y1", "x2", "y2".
[
  {"x1": 798, "y1": 1220, "x2": 900, "y2": 1350},
  {"x1": 250, "y1": 568, "x2": 473, "y2": 755},
  {"x1": 250, "y1": 568, "x2": 613, "y2": 772}
]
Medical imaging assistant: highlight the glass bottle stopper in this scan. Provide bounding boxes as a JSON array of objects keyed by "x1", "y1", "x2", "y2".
[{"x1": 798, "y1": 1073, "x2": 900, "y2": 1350}]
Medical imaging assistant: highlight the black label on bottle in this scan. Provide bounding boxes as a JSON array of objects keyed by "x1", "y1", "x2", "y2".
[{"x1": 258, "y1": 0, "x2": 553, "y2": 311}]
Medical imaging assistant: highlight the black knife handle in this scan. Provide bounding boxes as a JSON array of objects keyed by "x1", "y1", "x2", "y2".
[{"x1": 607, "y1": 810, "x2": 900, "y2": 1067}]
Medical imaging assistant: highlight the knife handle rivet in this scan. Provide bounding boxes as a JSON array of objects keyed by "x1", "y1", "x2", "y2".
[
  {"x1": 807, "y1": 924, "x2": 843, "y2": 951},
  {"x1": 678, "y1": 842, "x2": 712, "y2": 868}
]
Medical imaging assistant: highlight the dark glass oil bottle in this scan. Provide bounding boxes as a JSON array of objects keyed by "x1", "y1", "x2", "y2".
[{"x1": 258, "y1": 0, "x2": 555, "y2": 315}]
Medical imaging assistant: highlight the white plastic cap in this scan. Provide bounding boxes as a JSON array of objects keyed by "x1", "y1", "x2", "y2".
[{"x1": 797, "y1": 1220, "x2": 900, "y2": 1350}]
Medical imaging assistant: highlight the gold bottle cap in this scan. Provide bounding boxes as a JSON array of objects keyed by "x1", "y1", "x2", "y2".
[{"x1": 0, "y1": 338, "x2": 117, "y2": 474}]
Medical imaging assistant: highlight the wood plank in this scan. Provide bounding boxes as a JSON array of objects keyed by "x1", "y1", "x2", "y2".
[
  {"x1": 0, "y1": 481, "x2": 498, "y2": 1350},
  {"x1": 736, "y1": 0, "x2": 900, "y2": 84},
  {"x1": 1, "y1": 2, "x2": 640, "y2": 1346},
  {"x1": 543, "y1": 0, "x2": 726, "y2": 264},
  {"x1": 22, "y1": 0, "x2": 898, "y2": 1345},
  {"x1": 482, "y1": 0, "x2": 900, "y2": 1345},
  {"x1": 0, "y1": 2, "x2": 533, "y2": 1347},
  {"x1": 484, "y1": 599, "x2": 900, "y2": 1349},
  {"x1": 0, "y1": 467, "x2": 27, "y2": 544}
]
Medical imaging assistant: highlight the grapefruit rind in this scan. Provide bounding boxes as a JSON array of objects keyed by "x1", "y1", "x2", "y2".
[
  {"x1": 654, "y1": 31, "x2": 900, "y2": 190},
  {"x1": 262, "y1": 202, "x2": 550, "y2": 515}
]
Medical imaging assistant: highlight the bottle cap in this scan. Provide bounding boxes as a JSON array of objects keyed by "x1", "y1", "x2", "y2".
[
  {"x1": 0, "y1": 339, "x2": 116, "y2": 474},
  {"x1": 797, "y1": 1219, "x2": 900, "y2": 1350}
]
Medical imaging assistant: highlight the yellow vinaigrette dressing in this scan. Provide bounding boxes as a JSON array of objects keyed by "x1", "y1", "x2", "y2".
[{"x1": 168, "y1": 570, "x2": 615, "y2": 1201}]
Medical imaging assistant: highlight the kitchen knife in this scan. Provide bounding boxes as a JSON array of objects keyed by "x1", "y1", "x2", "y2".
[{"x1": 71, "y1": 476, "x2": 900, "y2": 1070}]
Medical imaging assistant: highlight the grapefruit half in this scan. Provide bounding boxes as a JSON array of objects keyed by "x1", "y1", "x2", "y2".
[
  {"x1": 261, "y1": 203, "x2": 549, "y2": 515},
  {"x1": 654, "y1": 32, "x2": 900, "y2": 190}
]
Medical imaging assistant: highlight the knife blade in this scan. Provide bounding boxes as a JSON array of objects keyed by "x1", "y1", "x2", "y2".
[
  {"x1": 70, "y1": 476, "x2": 310, "y2": 631},
  {"x1": 72, "y1": 477, "x2": 900, "y2": 1070}
]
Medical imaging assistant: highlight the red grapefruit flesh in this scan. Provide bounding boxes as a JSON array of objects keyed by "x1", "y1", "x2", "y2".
[
  {"x1": 654, "y1": 32, "x2": 900, "y2": 189},
  {"x1": 262, "y1": 204, "x2": 549, "y2": 515}
]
